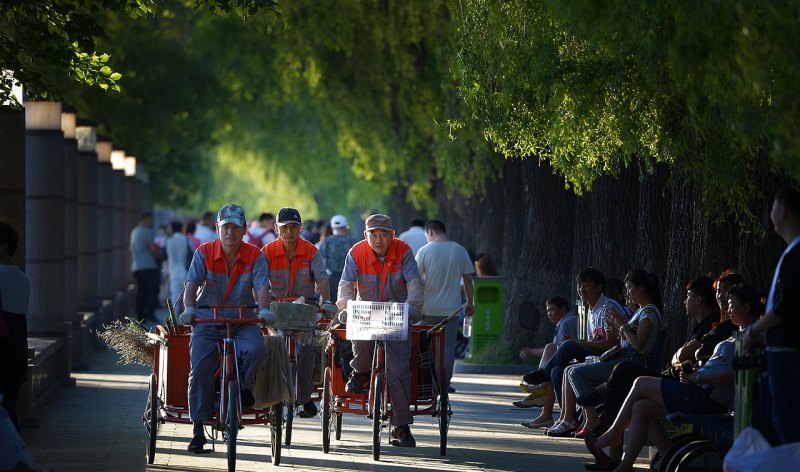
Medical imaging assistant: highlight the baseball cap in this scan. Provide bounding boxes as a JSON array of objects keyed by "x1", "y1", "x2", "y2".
[
  {"x1": 330, "y1": 215, "x2": 348, "y2": 229},
  {"x1": 365, "y1": 214, "x2": 393, "y2": 232},
  {"x1": 217, "y1": 204, "x2": 246, "y2": 227},
  {"x1": 276, "y1": 207, "x2": 302, "y2": 226}
]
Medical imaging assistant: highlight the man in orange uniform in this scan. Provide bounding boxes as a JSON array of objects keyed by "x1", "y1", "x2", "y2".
[
  {"x1": 179, "y1": 204, "x2": 274, "y2": 453},
  {"x1": 336, "y1": 214, "x2": 424, "y2": 447},
  {"x1": 261, "y1": 207, "x2": 334, "y2": 417}
]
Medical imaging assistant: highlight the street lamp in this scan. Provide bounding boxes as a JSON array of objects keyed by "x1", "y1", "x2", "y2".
[
  {"x1": 61, "y1": 105, "x2": 76, "y2": 139},
  {"x1": 124, "y1": 156, "x2": 137, "y2": 177},
  {"x1": 75, "y1": 120, "x2": 97, "y2": 152},
  {"x1": 111, "y1": 149, "x2": 126, "y2": 171}
]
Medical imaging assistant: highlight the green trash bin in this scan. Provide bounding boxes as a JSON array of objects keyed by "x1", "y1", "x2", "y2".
[{"x1": 469, "y1": 276, "x2": 505, "y2": 358}]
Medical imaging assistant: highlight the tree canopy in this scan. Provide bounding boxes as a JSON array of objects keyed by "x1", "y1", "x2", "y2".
[{"x1": 5, "y1": 0, "x2": 800, "y2": 222}]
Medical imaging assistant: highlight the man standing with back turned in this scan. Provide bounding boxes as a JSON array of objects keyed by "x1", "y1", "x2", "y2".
[
  {"x1": 415, "y1": 219, "x2": 474, "y2": 393},
  {"x1": 336, "y1": 214, "x2": 424, "y2": 447}
]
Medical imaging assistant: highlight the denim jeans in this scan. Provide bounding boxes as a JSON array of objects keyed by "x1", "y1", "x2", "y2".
[
  {"x1": 762, "y1": 349, "x2": 800, "y2": 445},
  {"x1": 541, "y1": 340, "x2": 600, "y2": 405}
]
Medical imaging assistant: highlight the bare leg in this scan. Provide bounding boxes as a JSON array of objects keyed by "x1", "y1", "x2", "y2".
[
  {"x1": 561, "y1": 365, "x2": 577, "y2": 424},
  {"x1": 617, "y1": 398, "x2": 667, "y2": 471},
  {"x1": 648, "y1": 419, "x2": 673, "y2": 455},
  {"x1": 595, "y1": 376, "x2": 665, "y2": 450},
  {"x1": 583, "y1": 405, "x2": 602, "y2": 431}
]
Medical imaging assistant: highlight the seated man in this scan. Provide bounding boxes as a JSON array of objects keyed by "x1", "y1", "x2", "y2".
[
  {"x1": 517, "y1": 296, "x2": 577, "y2": 429},
  {"x1": 179, "y1": 204, "x2": 274, "y2": 453},
  {"x1": 261, "y1": 207, "x2": 336, "y2": 418},
  {"x1": 336, "y1": 214, "x2": 424, "y2": 447},
  {"x1": 521, "y1": 268, "x2": 623, "y2": 407}
]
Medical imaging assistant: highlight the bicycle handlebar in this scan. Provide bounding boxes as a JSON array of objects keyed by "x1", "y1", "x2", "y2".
[{"x1": 194, "y1": 304, "x2": 262, "y2": 324}]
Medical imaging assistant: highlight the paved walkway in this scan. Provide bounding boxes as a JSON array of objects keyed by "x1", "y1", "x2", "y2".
[{"x1": 22, "y1": 344, "x2": 647, "y2": 471}]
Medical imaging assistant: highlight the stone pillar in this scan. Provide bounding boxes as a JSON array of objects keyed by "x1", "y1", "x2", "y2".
[
  {"x1": 0, "y1": 106, "x2": 26, "y2": 268},
  {"x1": 76, "y1": 121, "x2": 99, "y2": 312},
  {"x1": 110, "y1": 149, "x2": 127, "y2": 294},
  {"x1": 95, "y1": 137, "x2": 115, "y2": 301},
  {"x1": 124, "y1": 158, "x2": 137, "y2": 287},
  {"x1": 62, "y1": 107, "x2": 79, "y2": 336},
  {"x1": 25, "y1": 99, "x2": 68, "y2": 333}
]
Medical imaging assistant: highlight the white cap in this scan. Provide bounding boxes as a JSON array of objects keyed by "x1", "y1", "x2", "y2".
[{"x1": 330, "y1": 215, "x2": 348, "y2": 229}]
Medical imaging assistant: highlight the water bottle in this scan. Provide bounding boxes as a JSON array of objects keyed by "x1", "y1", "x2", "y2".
[{"x1": 463, "y1": 316, "x2": 472, "y2": 338}]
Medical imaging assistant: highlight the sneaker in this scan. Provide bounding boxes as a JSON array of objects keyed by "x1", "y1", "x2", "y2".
[
  {"x1": 298, "y1": 401, "x2": 318, "y2": 418},
  {"x1": 522, "y1": 368, "x2": 549, "y2": 386},
  {"x1": 187, "y1": 434, "x2": 207, "y2": 453},
  {"x1": 390, "y1": 425, "x2": 416, "y2": 447},
  {"x1": 241, "y1": 388, "x2": 255, "y2": 409},
  {"x1": 345, "y1": 371, "x2": 369, "y2": 394}
]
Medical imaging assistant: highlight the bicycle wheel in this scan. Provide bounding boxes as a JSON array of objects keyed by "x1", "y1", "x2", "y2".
[
  {"x1": 335, "y1": 412, "x2": 342, "y2": 440},
  {"x1": 438, "y1": 389, "x2": 450, "y2": 456},
  {"x1": 226, "y1": 381, "x2": 238, "y2": 472},
  {"x1": 145, "y1": 373, "x2": 158, "y2": 464},
  {"x1": 270, "y1": 402, "x2": 283, "y2": 465},
  {"x1": 663, "y1": 440, "x2": 721, "y2": 472},
  {"x1": 285, "y1": 361, "x2": 297, "y2": 446},
  {"x1": 372, "y1": 372, "x2": 384, "y2": 461},
  {"x1": 322, "y1": 367, "x2": 332, "y2": 453}
]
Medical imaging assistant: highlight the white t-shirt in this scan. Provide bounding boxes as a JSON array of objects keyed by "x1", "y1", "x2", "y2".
[
  {"x1": 194, "y1": 223, "x2": 218, "y2": 243},
  {"x1": 398, "y1": 226, "x2": 427, "y2": 255},
  {"x1": 166, "y1": 233, "x2": 190, "y2": 278},
  {"x1": 415, "y1": 241, "x2": 474, "y2": 316},
  {"x1": 0, "y1": 264, "x2": 30, "y2": 315}
]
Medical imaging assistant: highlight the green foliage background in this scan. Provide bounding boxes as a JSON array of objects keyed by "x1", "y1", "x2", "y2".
[{"x1": 5, "y1": 0, "x2": 800, "y2": 221}]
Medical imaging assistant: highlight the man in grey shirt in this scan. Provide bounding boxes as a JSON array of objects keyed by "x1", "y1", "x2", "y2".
[{"x1": 130, "y1": 212, "x2": 159, "y2": 322}]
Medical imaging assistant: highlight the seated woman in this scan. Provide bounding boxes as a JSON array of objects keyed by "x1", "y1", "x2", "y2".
[
  {"x1": 546, "y1": 269, "x2": 661, "y2": 438},
  {"x1": 585, "y1": 284, "x2": 763, "y2": 472}
]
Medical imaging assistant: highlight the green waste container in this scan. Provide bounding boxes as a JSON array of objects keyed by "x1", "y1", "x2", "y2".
[{"x1": 469, "y1": 276, "x2": 505, "y2": 358}]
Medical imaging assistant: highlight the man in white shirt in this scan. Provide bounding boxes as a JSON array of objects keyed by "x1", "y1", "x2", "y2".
[
  {"x1": 165, "y1": 221, "x2": 191, "y2": 301},
  {"x1": 193, "y1": 211, "x2": 218, "y2": 243},
  {"x1": 415, "y1": 219, "x2": 474, "y2": 392},
  {"x1": 398, "y1": 219, "x2": 427, "y2": 255}
]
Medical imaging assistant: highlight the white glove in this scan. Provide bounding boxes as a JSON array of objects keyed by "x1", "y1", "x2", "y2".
[
  {"x1": 178, "y1": 307, "x2": 196, "y2": 326},
  {"x1": 258, "y1": 308, "x2": 277, "y2": 326},
  {"x1": 321, "y1": 301, "x2": 338, "y2": 317}
]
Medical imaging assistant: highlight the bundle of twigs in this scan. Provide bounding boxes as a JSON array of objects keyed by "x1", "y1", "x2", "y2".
[{"x1": 96, "y1": 317, "x2": 160, "y2": 367}]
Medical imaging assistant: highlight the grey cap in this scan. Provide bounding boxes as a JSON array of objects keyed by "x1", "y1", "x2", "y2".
[
  {"x1": 365, "y1": 214, "x2": 393, "y2": 232},
  {"x1": 217, "y1": 204, "x2": 246, "y2": 227}
]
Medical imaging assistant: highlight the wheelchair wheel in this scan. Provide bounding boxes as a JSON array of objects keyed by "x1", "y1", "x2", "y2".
[
  {"x1": 656, "y1": 433, "x2": 701, "y2": 472},
  {"x1": 335, "y1": 412, "x2": 342, "y2": 440},
  {"x1": 372, "y1": 373, "x2": 384, "y2": 461},
  {"x1": 663, "y1": 440, "x2": 722, "y2": 472}
]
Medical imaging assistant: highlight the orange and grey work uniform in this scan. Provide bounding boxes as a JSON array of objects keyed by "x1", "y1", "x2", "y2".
[
  {"x1": 261, "y1": 237, "x2": 328, "y2": 404},
  {"x1": 186, "y1": 240, "x2": 269, "y2": 422},
  {"x1": 341, "y1": 238, "x2": 420, "y2": 426}
]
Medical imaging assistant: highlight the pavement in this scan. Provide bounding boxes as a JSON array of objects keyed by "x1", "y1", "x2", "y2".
[{"x1": 20, "y1": 318, "x2": 650, "y2": 471}]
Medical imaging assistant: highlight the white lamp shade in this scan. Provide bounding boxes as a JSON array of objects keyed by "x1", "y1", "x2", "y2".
[
  {"x1": 124, "y1": 156, "x2": 137, "y2": 177},
  {"x1": 25, "y1": 100, "x2": 62, "y2": 130},
  {"x1": 75, "y1": 125, "x2": 97, "y2": 152},
  {"x1": 61, "y1": 110, "x2": 77, "y2": 139},
  {"x1": 111, "y1": 149, "x2": 126, "y2": 170},
  {"x1": 95, "y1": 140, "x2": 113, "y2": 163}
]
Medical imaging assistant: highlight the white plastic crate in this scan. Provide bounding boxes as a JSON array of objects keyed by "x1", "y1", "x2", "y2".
[{"x1": 345, "y1": 300, "x2": 409, "y2": 341}]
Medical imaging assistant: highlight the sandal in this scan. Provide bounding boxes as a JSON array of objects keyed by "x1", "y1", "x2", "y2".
[{"x1": 546, "y1": 419, "x2": 577, "y2": 437}]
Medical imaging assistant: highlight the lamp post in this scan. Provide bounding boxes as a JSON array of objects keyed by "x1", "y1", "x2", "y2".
[
  {"x1": 76, "y1": 120, "x2": 99, "y2": 312},
  {"x1": 110, "y1": 149, "x2": 127, "y2": 295},
  {"x1": 124, "y1": 156, "x2": 137, "y2": 287}
]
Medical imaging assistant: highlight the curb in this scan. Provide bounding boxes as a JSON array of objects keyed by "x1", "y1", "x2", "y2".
[{"x1": 454, "y1": 361, "x2": 533, "y2": 375}]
